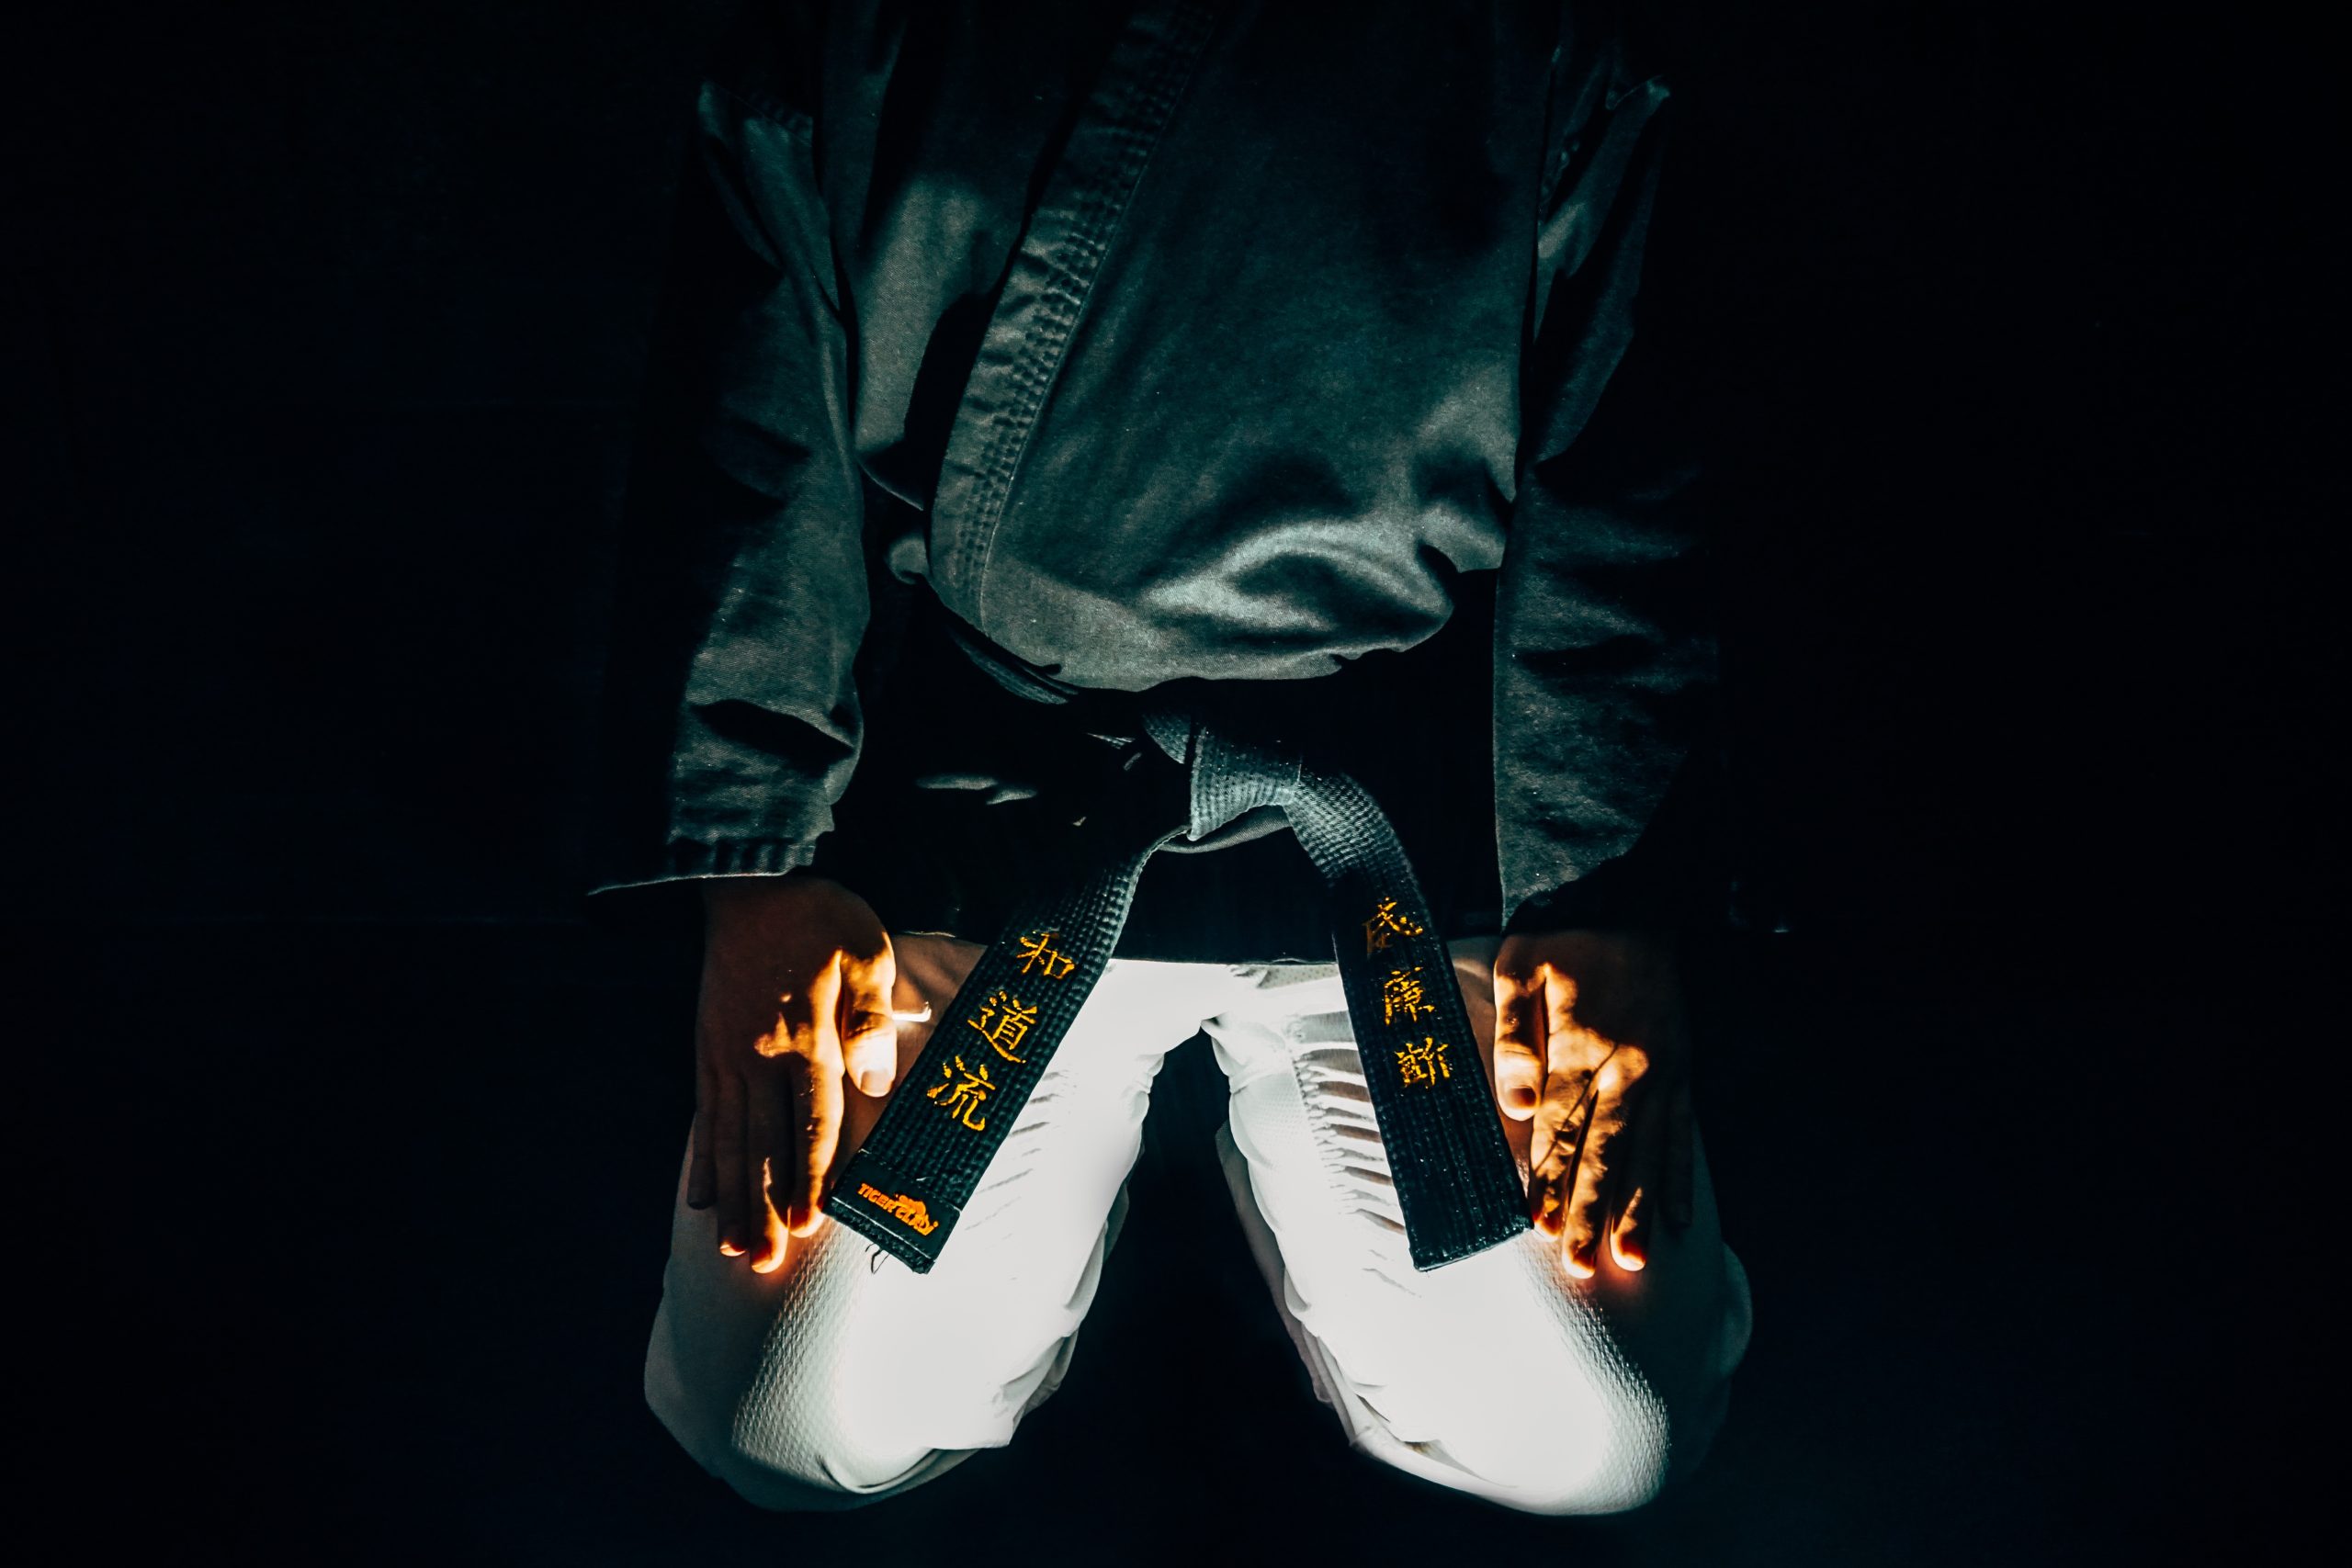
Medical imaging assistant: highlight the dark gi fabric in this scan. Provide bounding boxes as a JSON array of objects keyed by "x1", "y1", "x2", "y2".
[{"x1": 593, "y1": 0, "x2": 1719, "y2": 963}]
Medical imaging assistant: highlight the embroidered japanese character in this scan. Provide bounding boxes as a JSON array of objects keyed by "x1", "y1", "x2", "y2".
[
  {"x1": 1396, "y1": 1036, "x2": 1452, "y2": 1089},
  {"x1": 1380, "y1": 964, "x2": 1432, "y2": 1024},
  {"x1": 965, "y1": 989, "x2": 1040, "y2": 1064},
  {"x1": 1014, "y1": 929, "x2": 1078, "y2": 979},
  {"x1": 1363, "y1": 896, "x2": 1424, "y2": 957},
  {"x1": 927, "y1": 1055, "x2": 995, "y2": 1130}
]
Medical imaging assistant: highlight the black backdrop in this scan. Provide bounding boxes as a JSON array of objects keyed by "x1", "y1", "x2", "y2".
[{"x1": 15, "y1": 3, "x2": 2336, "y2": 1563}]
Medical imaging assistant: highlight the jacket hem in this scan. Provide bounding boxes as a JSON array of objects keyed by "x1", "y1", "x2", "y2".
[{"x1": 587, "y1": 837, "x2": 821, "y2": 902}]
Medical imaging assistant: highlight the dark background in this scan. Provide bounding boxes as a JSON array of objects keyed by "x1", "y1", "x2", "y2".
[{"x1": 15, "y1": 2, "x2": 2336, "y2": 1562}]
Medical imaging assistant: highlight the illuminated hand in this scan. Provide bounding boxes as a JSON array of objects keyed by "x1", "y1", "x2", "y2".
[
  {"x1": 692, "y1": 875, "x2": 903, "y2": 1273},
  {"x1": 1491, "y1": 930, "x2": 1695, "y2": 1278}
]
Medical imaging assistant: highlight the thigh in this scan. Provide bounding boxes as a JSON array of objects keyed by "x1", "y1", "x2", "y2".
[
  {"x1": 645, "y1": 935, "x2": 1221, "y2": 1508},
  {"x1": 1206, "y1": 939, "x2": 1752, "y2": 1514}
]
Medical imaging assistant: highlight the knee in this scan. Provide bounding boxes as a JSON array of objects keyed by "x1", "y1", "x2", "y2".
[
  {"x1": 1329, "y1": 1313, "x2": 1700, "y2": 1517},
  {"x1": 1413, "y1": 1372, "x2": 1677, "y2": 1517},
  {"x1": 697, "y1": 1429, "x2": 969, "y2": 1516},
  {"x1": 1432, "y1": 1242, "x2": 1747, "y2": 1514},
  {"x1": 646, "y1": 1353, "x2": 972, "y2": 1513}
]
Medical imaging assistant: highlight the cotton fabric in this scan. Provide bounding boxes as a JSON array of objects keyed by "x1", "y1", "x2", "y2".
[
  {"x1": 647, "y1": 934, "x2": 1750, "y2": 1514},
  {"x1": 594, "y1": 0, "x2": 1718, "y2": 953}
]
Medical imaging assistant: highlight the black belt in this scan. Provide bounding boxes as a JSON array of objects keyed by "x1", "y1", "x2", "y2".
[{"x1": 823, "y1": 625, "x2": 1529, "y2": 1273}]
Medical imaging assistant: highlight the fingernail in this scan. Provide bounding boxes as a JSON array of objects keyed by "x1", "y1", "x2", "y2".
[
  {"x1": 855, "y1": 1067, "x2": 892, "y2": 1097},
  {"x1": 1611, "y1": 1232, "x2": 1646, "y2": 1271},
  {"x1": 1532, "y1": 1188, "x2": 1562, "y2": 1235},
  {"x1": 718, "y1": 1240, "x2": 745, "y2": 1258}
]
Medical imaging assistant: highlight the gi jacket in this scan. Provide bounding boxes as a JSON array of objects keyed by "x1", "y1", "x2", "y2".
[{"x1": 594, "y1": 0, "x2": 1718, "y2": 963}]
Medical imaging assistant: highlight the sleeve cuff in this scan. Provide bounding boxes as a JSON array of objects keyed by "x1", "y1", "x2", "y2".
[{"x1": 585, "y1": 836, "x2": 820, "y2": 904}]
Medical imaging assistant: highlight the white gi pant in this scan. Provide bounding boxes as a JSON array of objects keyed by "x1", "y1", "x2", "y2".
[{"x1": 646, "y1": 934, "x2": 1753, "y2": 1517}]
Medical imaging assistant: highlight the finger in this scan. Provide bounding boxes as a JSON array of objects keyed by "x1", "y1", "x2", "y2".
[
  {"x1": 755, "y1": 1160, "x2": 791, "y2": 1273},
  {"x1": 837, "y1": 934, "x2": 900, "y2": 1099},
  {"x1": 1562, "y1": 1055, "x2": 1645, "y2": 1279},
  {"x1": 756, "y1": 951, "x2": 825, "y2": 1229},
  {"x1": 758, "y1": 952, "x2": 829, "y2": 1064},
  {"x1": 1664, "y1": 1081, "x2": 1697, "y2": 1232},
  {"x1": 1527, "y1": 1066, "x2": 1597, "y2": 1236},
  {"x1": 711, "y1": 1077, "x2": 750, "y2": 1258},
  {"x1": 686, "y1": 1055, "x2": 718, "y2": 1211},
  {"x1": 1609, "y1": 1084, "x2": 1668, "y2": 1273},
  {"x1": 1539, "y1": 960, "x2": 1589, "y2": 1051},
  {"x1": 1529, "y1": 989, "x2": 1604, "y2": 1234},
  {"x1": 747, "y1": 1093, "x2": 790, "y2": 1274},
  {"x1": 786, "y1": 1047, "x2": 846, "y2": 1236},
  {"x1": 780, "y1": 953, "x2": 848, "y2": 1234},
  {"x1": 1490, "y1": 951, "x2": 1545, "y2": 1119}
]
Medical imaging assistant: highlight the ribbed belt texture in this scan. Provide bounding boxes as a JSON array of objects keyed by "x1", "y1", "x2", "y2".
[{"x1": 825, "y1": 700, "x2": 1530, "y2": 1273}]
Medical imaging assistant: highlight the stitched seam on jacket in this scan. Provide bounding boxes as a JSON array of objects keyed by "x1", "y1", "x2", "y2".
[{"x1": 957, "y1": 1, "x2": 1220, "y2": 614}]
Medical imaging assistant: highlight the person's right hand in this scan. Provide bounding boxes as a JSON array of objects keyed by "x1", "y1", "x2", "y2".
[{"x1": 692, "y1": 874, "x2": 901, "y2": 1273}]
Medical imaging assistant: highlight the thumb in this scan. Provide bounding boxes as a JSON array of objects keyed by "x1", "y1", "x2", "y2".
[
  {"x1": 838, "y1": 938, "x2": 900, "y2": 1098},
  {"x1": 1490, "y1": 953, "x2": 1544, "y2": 1119}
]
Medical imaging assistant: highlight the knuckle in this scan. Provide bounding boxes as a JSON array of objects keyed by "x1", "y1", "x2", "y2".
[
  {"x1": 1532, "y1": 1100, "x2": 1585, "y2": 1140},
  {"x1": 1547, "y1": 1021, "x2": 1602, "y2": 1065},
  {"x1": 763, "y1": 1049, "x2": 818, "y2": 1089},
  {"x1": 1595, "y1": 1055, "x2": 1643, "y2": 1095}
]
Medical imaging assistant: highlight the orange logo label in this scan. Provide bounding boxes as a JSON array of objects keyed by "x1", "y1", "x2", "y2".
[{"x1": 855, "y1": 1181, "x2": 939, "y2": 1235}]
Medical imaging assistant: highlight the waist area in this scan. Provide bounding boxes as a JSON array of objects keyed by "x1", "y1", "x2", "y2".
[{"x1": 808, "y1": 581, "x2": 1503, "y2": 964}]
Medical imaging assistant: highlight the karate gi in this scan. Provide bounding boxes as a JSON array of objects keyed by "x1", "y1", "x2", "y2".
[{"x1": 596, "y1": 0, "x2": 1749, "y2": 1514}]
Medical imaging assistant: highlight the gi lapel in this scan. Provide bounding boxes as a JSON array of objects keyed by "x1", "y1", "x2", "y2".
[{"x1": 926, "y1": 0, "x2": 1224, "y2": 615}]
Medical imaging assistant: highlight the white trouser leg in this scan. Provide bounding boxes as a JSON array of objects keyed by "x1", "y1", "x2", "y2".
[
  {"x1": 644, "y1": 936, "x2": 1247, "y2": 1510},
  {"x1": 1204, "y1": 940, "x2": 1754, "y2": 1516}
]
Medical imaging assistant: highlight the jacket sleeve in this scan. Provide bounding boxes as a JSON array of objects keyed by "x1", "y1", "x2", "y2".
[
  {"x1": 589, "y1": 21, "x2": 872, "y2": 905},
  {"x1": 1492, "y1": 15, "x2": 1720, "y2": 935}
]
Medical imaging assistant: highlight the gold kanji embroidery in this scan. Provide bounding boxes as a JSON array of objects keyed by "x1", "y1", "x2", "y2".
[
  {"x1": 965, "y1": 989, "x2": 1039, "y2": 1064},
  {"x1": 927, "y1": 1055, "x2": 995, "y2": 1130},
  {"x1": 1396, "y1": 1035, "x2": 1451, "y2": 1089},
  {"x1": 1363, "y1": 896, "x2": 1424, "y2": 957},
  {"x1": 1014, "y1": 929, "x2": 1077, "y2": 980},
  {"x1": 1380, "y1": 964, "x2": 1432, "y2": 1025}
]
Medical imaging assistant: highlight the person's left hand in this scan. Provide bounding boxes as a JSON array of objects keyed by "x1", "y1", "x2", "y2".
[{"x1": 1491, "y1": 929, "x2": 1695, "y2": 1278}]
